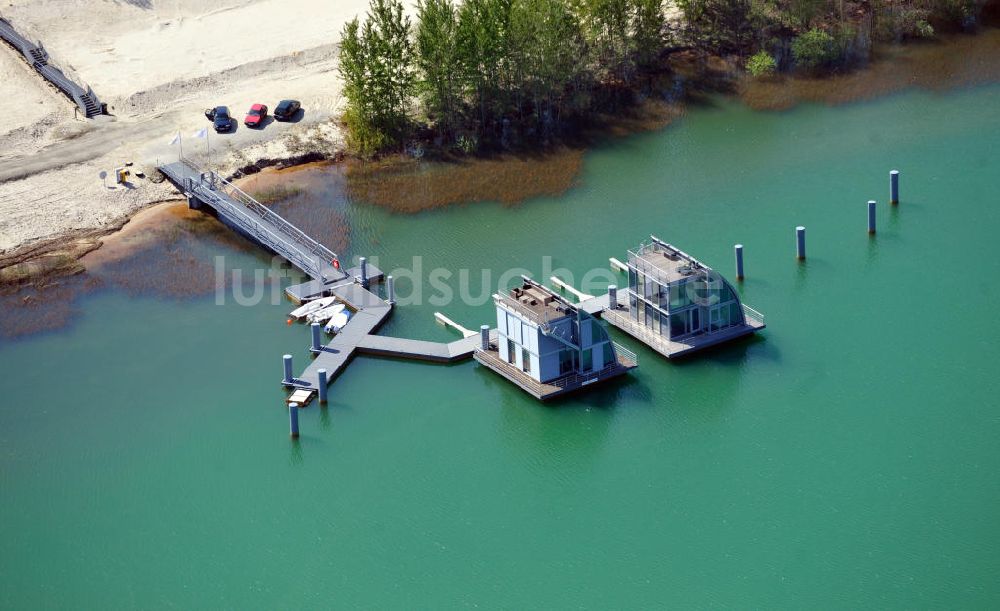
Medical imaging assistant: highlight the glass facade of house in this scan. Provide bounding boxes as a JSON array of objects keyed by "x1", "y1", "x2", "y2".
[{"x1": 626, "y1": 242, "x2": 746, "y2": 342}]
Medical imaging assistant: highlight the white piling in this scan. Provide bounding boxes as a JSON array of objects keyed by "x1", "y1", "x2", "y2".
[
  {"x1": 434, "y1": 312, "x2": 477, "y2": 338},
  {"x1": 282, "y1": 354, "x2": 293, "y2": 384},
  {"x1": 609, "y1": 257, "x2": 628, "y2": 273},
  {"x1": 550, "y1": 276, "x2": 595, "y2": 301},
  {"x1": 890, "y1": 170, "x2": 900, "y2": 204},
  {"x1": 317, "y1": 369, "x2": 328, "y2": 404},
  {"x1": 289, "y1": 402, "x2": 299, "y2": 438},
  {"x1": 868, "y1": 200, "x2": 877, "y2": 234},
  {"x1": 734, "y1": 244, "x2": 744, "y2": 280},
  {"x1": 310, "y1": 322, "x2": 321, "y2": 352},
  {"x1": 386, "y1": 275, "x2": 395, "y2": 304},
  {"x1": 480, "y1": 325, "x2": 490, "y2": 350},
  {"x1": 796, "y1": 227, "x2": 806, "y2": 260},
  {"x1": 607, "y1": 284, "x2": 618, "y2": 309},
  {"x1": 359, "y1": 256, "x2": 368, "y2": 288}
]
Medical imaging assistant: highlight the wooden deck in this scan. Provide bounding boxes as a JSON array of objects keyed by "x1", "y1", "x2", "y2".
[
  {"x1": 473, "y1": 346, "x2": 635, "y2": 401},
  {"x1": 601, "y1": 303, "x2": 765, "y2": 358}
]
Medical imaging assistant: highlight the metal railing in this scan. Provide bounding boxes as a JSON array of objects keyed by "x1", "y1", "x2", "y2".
[
  {"x1": 494, "y1": 292, "x2": 561, "y2": 327},
  {"x1": 179, "y1": 163, "x2": 334, "y2": 280},
  {"x1": 742, "y1": 303, "x2": 765, "y2": 326},
  {"x1": 612, "y1": 341, "x2": 637, "y2": 365},
  {"x1": 177, "y1": 158, "x2": 340, "y2": 281},
  {"x1": 217, "y1": 174, "x2": 338, "y2": 264},
  {"x1": 604, "y1": 308, "x2": 676, "y2": 352},
  {"x1": 550, "y1": 348, "x2": 635, "y2": 390}
]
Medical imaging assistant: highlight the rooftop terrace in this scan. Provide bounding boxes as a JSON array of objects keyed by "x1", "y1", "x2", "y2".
[
  {"x1": 496, "y1": 277, "x2": 578, "y2": 325},
  {"x1": 629, "y1": 236, "x2": 712, "y2": 285}
]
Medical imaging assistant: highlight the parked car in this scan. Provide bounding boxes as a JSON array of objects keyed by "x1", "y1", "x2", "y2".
[
  {"x1": 244, "y1": 103, "x2": 268, "y2": 128},
  {"x1": 274, "y1": 99, "x2": 301, "y2": 121},
  {"x1": 213, "y1": 106, "x2": 234, "y2": 132}
]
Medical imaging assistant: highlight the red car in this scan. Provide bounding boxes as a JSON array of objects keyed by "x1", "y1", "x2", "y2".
[{"x1": 244, "y1": 104, "x2": 268, "y2": 128}]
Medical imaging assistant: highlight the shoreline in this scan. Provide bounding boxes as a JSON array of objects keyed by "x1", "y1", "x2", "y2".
[{"x1": 3, "y1": 28, "x2": 1000, "y2": 290}]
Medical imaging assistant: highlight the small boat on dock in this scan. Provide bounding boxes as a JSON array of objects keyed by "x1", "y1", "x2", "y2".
[
  {"x1": 324, "y1": 310, "x2": 351, "y2": 334},
  {"x1": 307, "y1": 303, "x2": 346, "y2": 324},
  {"x1": 289, "y1": 296, "x2": 336, "y2": 320}
]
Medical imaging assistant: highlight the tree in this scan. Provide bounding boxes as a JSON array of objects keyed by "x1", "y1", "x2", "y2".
[
  {"x1": 631, "y1": 0, "x2": 665, "y2": 68},
  {"x1": 575, "y1": 0, "x2": 635, "y2": 83},
  {"x1": 675, "y1": 0, "x2": 756, "y2": 54},
  {"x1": 456, "y1": 0, "x2": 513, "y2": 135},
  {"x1": 791, "y1": 28, "x2": 836, "y2": 70},
  {"x1": 509, "y1": 0, "x2": 586, "y2": 130},
  {"x1": 337, "y1": 0, "x2": 414, "y2": 157},
  {"x1": 746, "y1": 50, "x2": 777, "y2": 76},
  {"x1": 415, "y1": 0, "x2": 463, "y2": 137}
]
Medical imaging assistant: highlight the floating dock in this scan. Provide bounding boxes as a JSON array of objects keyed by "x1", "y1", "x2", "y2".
[{"x1": 159, "y1": 158, "x2": 496, "y2": 401}]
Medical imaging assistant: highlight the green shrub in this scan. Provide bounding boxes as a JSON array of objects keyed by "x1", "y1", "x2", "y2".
[
  {"x1": 791, "y1": 28, "x2": 837, "y2": 70},
  {"x1": 747, "y1": 51, "x2": 777, "y2": 77},
  {"x1": 343, "y1": 107, "x2": 393, "y2": 159}
]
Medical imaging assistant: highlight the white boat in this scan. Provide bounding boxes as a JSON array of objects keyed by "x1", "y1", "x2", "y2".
[
  {"x1": 307, "y1": 303, "x2": 346, "y2": 324},
  {"x1": 324, "y1": 310, "x2": 351, "y2": 334},
  {"x1": 289, "y1": 296, "x2": 335, "y2": 319}
]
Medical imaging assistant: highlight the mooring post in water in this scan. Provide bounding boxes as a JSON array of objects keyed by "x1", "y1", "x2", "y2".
[
  {"x1": 868, "y1": 201, "x2": 877, "y2": 234},
  {"x1": 386, "y1": 275, "x2": 395, "y2": 304},
  {"x1": 289, "y1": 402, "x2": 300, "y2": 438},
  {"x1": 796, "y1": 227, "x2": 806, "y2": 260},
  {"x1": 890, "y1": 170, "x2": 900, "y2": 204},
  {"x1": 480, "y1": 325, "x2": 490, "y2": 351},
  {"x1": 310, "y1": 323, "x2": 321, "y2": 353},
  {"x1": 317, "y1": 369, "x2": 328, "y2": 404},
  {"x1": 734, "y1": 245, "x2": 744, "y2": 280},
  {"x1": 359, "y1": 257, "x2": 368, "y2": 288},
  {"x1": 282, "y1": 354, "x2": 293, "y2": 385},
  {"x1": 607, "y1": 284, "x2": 618, "y2": 309}
]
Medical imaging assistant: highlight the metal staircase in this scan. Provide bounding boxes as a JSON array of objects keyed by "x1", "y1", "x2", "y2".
[{"x1": 0, "y1": 16, "x2": 103, "y2": 118}]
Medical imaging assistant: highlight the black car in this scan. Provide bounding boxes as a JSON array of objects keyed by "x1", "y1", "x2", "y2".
[
  {"x1": 213, "y1": 106, "x2": 233, "y2": 132},
  {"x1": 274, "y1": 99, "x2": 301, "y2": 121}
]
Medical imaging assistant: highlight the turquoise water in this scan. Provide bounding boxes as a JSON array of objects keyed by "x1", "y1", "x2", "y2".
[{"x1": 2, "y1": 84, "x2": 1000, "y2": 608}]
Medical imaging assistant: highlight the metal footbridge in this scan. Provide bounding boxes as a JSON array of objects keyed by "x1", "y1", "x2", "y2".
[{"x1": 159, "y1": 158, "x2": 347, "y2": 284}]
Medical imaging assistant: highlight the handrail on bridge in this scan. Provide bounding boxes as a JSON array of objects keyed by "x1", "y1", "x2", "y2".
[{"x1": 179, "y1": 157, "x2": 338, "y2": 265}]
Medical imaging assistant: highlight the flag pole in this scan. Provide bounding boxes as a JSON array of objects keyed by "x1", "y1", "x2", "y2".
[{"x1": 179, "y1": 132, "x2": 183, "y2": 161}]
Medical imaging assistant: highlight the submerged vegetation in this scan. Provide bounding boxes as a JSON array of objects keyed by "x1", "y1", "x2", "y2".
[{"x1": 338, "y1": 0, "x2": 998, "y2": 156}]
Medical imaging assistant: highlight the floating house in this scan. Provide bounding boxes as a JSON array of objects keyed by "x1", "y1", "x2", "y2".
[
  {"x1": 602, "y1": 236, "x2": 765, "y2": 358},
  {"x1": 474, "y1": 276, "x2": 637, "y2": 400}
]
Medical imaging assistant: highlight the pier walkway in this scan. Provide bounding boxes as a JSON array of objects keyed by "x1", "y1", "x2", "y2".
[
  {"x1": 159, "y1": 158, "x2": 494, "y2": 399},
  {"x1": 160, "y1": 158, "x2": 347, "y2": 284}
]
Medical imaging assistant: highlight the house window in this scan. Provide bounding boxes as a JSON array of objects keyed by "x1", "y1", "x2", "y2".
[
  {"x1": 507, "y1": 339, "x2": 516, "y2": 364},
  {"x1": 582, "y1": 348, "x2": 593, "y2": 372},
  {"x1": 629, "y1": 293, "x2": 638, "y2": 320},
  {"x1": 558, "y1": 349, "x2": 575, "y2": 375},
  {"x1": 670, "y1": 312, "x2": 687, "y2": 338},
  {"x1": 522, "y1": 348, "x2": 531, "y2": 373}
]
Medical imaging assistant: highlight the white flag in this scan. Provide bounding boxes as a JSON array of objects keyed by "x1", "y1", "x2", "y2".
[
  {"x1": 192, "y1": 128, "x2": 208, "y2": 139},
  {"x1": 169, "y1": 132, "x2": 180, "y2": 146}
]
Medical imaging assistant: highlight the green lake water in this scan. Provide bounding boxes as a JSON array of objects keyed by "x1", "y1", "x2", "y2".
[{"x1": 2, "y1": 84, "x2": 1000, "y2": 608}]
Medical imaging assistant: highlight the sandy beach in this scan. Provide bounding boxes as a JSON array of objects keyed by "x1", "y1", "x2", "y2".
[{"x1": 0, "y1": 0, "x2": 380, "y2": 255}]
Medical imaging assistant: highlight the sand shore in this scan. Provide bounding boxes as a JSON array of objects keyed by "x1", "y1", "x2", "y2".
[{"x1": 0, "y1": 0, "x2": 383, "y2": 255}]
